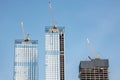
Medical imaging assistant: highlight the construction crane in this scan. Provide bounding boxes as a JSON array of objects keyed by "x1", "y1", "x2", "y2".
[
  {"x1": 21, "y1": 22, "x2": 25, "y2": 38},
  {"x1": 49, "y1": 0, "x2": 57, "y2": 28},
  {"x1": 20, "y1": 21, "x2": 29, "y2": 41},
  {"x1": 86, "y1": 37, "x2": 100, "y2": 59}
]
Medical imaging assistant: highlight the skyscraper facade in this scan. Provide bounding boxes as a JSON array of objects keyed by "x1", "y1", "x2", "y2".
[
  {"x1": 45, "y1": 26, "x2": 65, "y2": 80},
  {"x1": 79, "y1": 59, "x2": 109, "y2": 80},
  {"x1": 14, "y1": 37, "x2": 39, "y2": 80}
]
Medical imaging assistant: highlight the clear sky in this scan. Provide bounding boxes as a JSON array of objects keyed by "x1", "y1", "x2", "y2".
[{"x1": 0, "y1": 0, "x2": 120, "y2": 80}]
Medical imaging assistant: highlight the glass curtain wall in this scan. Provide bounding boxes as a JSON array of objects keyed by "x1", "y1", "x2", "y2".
[
  {"x1": 14, "y1": 40, "x2": 39, "y2": 80},
  {"x1": 45, "y1": 27, "x2": 64, "y2": 80}
]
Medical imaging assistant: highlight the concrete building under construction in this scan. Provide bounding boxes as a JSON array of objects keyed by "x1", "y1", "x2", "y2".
[{"x1": 79, "y1": 59, "x2": 109, "y2": 80}]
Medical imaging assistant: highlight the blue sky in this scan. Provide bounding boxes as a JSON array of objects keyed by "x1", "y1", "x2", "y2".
[{"x1": 0, "y1": 0, "x2": 120, "y2": 80}]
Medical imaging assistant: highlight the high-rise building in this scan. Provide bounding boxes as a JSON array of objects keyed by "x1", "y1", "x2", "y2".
[
  {"x1": 79, "y1": 59, "x2": 109, "y2": 80},
  {"x1": 45, "y1": 26, "x2": 65, "y2": 80},
  {"x1": 14, "y1": 35, "x2": 39, "y2": 80}
]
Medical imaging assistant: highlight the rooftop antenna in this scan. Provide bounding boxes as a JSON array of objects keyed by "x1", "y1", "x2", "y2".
[
  {"x1": 20, "y1": 21, "x2": 30, "y2": 41},
  {"x1": 49, "y1": 0, "x2": 57, "y2": 28},
  {"x1": 86, "y1": 37, "x2": 100, "y2": 59}
]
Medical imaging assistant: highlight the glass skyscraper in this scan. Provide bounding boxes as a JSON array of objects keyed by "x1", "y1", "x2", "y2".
[
  {"x1": 45, "y1": 26, "x2": 65, "y2": 80},
  {"x1": 14, "y1": 37, "x2": 39, "y2": 80}
]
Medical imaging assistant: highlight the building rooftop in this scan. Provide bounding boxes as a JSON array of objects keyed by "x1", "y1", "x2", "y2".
[
  {"x1": 45, "y1": 26, "x2": 64, "y2": 33},
  {"x1": 80, "y1": 59, "x2": 109, "y2": 69},
  {"x1": 15, "y1": 39, "x2": 38, "y2": 44}
]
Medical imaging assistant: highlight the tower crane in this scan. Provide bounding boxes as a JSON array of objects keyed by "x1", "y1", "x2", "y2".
[
  {"x1": 21, "y1": 22, "x2": 25, "y2": 38},
  {"x1": 21, "y1": 21, "x2": 29, "y2": 41},
  {"x1": 49, "y1": 0, "x2": 57, "y2": 28},
  {"x1": 86, "y1": 37, "x2": 100, "y2": 59}
]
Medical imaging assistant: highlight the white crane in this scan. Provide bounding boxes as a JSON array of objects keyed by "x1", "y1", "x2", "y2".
[
  {"x1": 21, "y1": 22, "x2": 25, "y2": 38},
  {"x1": 20, "y1": 21, "x2": 29, "y2": 41},
  {"x1": 49, "y1": 0, "x2": 57, "y2": 28},
  {"x1": 86, "y1": 37, "x2": 100, "y2": 59}
]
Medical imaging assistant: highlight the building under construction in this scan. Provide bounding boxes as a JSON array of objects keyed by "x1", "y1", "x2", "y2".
[{"x1": 79, "y1": 59, "x2": 109, "y2": 80}]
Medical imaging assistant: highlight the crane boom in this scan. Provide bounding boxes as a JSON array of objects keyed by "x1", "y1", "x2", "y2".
[
  {"x1": 20, "y1": 22, "x2": 30, "y2": 41},
  {"x1": 49, "y1": 0, "x2": 57, "y2": 27},
  {"x1": 86, "y1": 37, "x2": 100, "y2": 59},
  {"x1": 21, "y1": 22, "x2": 25, "y2": 38}
]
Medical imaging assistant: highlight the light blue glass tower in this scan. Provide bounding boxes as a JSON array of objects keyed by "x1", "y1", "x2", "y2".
[
  {"x1": 14, "y1": 35, "x2": 39, "y2": 80},
  {"x1": 45, "y1": 26, "x2": 65, "y2": 80}
]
